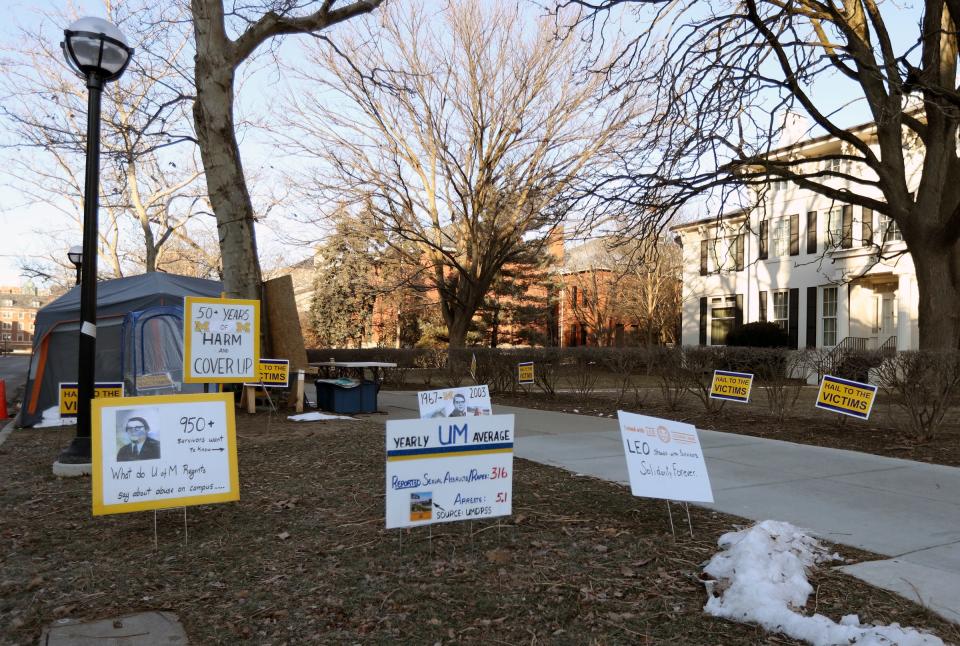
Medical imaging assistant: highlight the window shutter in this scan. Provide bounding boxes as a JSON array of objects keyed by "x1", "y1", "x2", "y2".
[
  {"x1": 788, "y1": 288, "x2": 799, "y2": 348},
  {"x1": 735, "y1": 294, "x2": 743, "y2": 330},
  {"x1": 699, "y1": 297, "x2": 707, "y2": 346},
  {"x1": 789, "y1": 213, "x2": 800, "y2": 255},
  {"x1": 735, "y1": 234, "x2": 745, "y2": 271},
  {"x1": 806, "y1": 211, "x2": 818, "y2": 254},
  {"x1": 841, "y1": 205, "x2": 853, "y2": 249},
  {"x1": 758, "y1": 221, "x2": 768, "y2": 259},
  {"x1": 806, "y1": 286, "x2": 817, "y2": 348},
  {"x1": 700, "y1": 240, "x2": 708, "y2": 275},
  {"x1": 759, "y1": 291, "x2": 767, "y2": 322},
  {"x1": 861, "y1": 208, "x2": 873, "y2": 246}
]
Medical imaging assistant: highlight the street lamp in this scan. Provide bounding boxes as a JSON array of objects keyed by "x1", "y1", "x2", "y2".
[
  {"x1": 67, "y1": 245, "x2": 83, "y2": 286},
  {"x1": 54, "y1": 18, "x2": 133, "y2": 474}
]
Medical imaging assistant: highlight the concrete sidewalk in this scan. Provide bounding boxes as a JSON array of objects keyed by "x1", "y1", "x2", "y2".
[{"x1": 378, "y1": 390, "x2": 960, "y2": 624}]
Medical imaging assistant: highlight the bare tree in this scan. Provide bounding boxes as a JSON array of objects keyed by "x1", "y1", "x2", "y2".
[
  {"x1": 0, "y1": 1, "x2": 204, "y2": 278},
  {"x1": 281, "y1": 0, "x2": 641, "y2": 347},
  {"x1": 562, "y1": 236, "x2": 681, "y2": 346},
  {"x1": 619, "y1": 238, "x2": 682, "y2": 345},
  {"x1": 565, "y1": 0, "x2": 960, "y2": 349},
  {"x1": 189, "y1": 0, "x2": 383, "y2": 299}
]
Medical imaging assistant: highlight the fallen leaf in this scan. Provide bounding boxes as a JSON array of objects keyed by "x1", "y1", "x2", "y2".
[
  {"x1": 485, "y1": 548, "x2": 511, "y2": 564},
  {"x1": 277, "y1": 531, "x2": 290, "y2": 540}
]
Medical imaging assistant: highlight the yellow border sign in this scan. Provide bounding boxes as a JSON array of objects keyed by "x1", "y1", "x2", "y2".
[
  {"x1": 709, "y1": 370, "x2": 753, "y2": 403},
  {"x1": 815, "y1": 374, "x2": 878, "y2": 420},
  {"x1": 183, "y1": 296, "x2": 260, "y2": 383},
  {"x1": 244, "y1": 358, "x2": 290, "y2": 388},
  {"x1": 517, "y1": 362, "x2": 534, "y2": 385},
  {"x1": 58, "y1": 382, "x2": 124, "y2": 416},
  {"x1": 91, "y1": 393, "x2": 240, "y2": 516}
]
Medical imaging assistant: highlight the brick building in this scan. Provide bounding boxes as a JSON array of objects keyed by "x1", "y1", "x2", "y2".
[{"x1": 0, "y1": 287, "x2": 54, "y2": 352}]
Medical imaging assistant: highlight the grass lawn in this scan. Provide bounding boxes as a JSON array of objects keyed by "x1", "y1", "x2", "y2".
[{"x1": 1, "y1": 415, "x2": 956, "y2": 644}]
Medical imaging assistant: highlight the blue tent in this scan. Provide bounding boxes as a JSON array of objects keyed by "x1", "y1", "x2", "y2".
[{"x1": 21, "y1": 273, "x2": 221, "y2": 427}]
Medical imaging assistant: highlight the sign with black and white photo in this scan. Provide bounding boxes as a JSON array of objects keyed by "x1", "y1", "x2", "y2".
[
  {"x1": 417, "y1": 385, "x2": 491, "y2": 418},
  {"x1": 91, "y1": 393, "x2": 240, "y2": 515}
]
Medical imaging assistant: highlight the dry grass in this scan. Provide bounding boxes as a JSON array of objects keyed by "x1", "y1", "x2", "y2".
[{"x1": 0, "y1": 415, "x2": 956, "y2": 645}]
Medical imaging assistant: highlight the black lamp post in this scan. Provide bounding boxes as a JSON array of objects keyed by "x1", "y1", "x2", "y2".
[
  {"x1": 55, "y1": 18, "x2": 133, "y2": 471},
  {"x1": 68, "y1": 245, "x2": 83, "y2": 286}
]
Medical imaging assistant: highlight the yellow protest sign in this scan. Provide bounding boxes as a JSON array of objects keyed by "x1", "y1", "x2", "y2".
[
  {"x1": 709, "y1": 370, "x2": 754, "y2": 403},
  {"x1": 59, "y1": 382, "x2": 124, "y2": 416},
  {"x1": 184, "y1": 296, "x2": 260, "y2": 383},
  {"x1": 244, "y1": 358, "x2": 290, "y2": 388},
  {"x1": 91, "y1": 392, "x2": 239, "y2": 516},
  {"x1": 517, "y1": 362, "x2": 534, "y2": 385},
  {"x1": 136, "y1": 372, "x2": 174, "y2": 391},
  {"x1": 815, "y1": 375, "x2": 878, "y2": 420}
]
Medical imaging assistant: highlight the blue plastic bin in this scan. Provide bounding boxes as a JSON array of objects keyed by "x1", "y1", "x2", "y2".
[{"x1": 314, "y1": 380, "x2": 378, "y2": 414}]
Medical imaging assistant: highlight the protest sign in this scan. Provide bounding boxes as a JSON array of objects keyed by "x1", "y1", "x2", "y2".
[
  {"x1": 417, "y1": 385, "x2": 491, "y2": 418},
  {"x1": 385, "y1": 414, "x2": 513, "y2": 529},
  {"x1": 618, "y1": 411, "x2": 714, "y2": 503},
  {"x1": 91, "y1": 392, "x2": 239, "y2": 515},
  {"x1": 815, "y1": 375, "x2": 878, "y2": 420},
  {"x1": 709, "y1": 370, "x2": 754, "y2": 403},
  {"x1": 59, "y1": 382, "x2": 124, "y2": 416},
  {"x1": 136, "y1": 372, "x2": 175, "y2": 391},
  {"x1": 184, "y1": 296, "x2": 260, "y2": 383},
  {"x1": 244, "y1": 358, "x2": 290, "y2": 388},
  {"x1": 517, "y1": 362, "x2": 534, "y2": 385}
]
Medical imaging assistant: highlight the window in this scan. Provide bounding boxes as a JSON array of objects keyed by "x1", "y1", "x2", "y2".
[
  {"x1": 707, "y1": 235, "x2": 741, "y2": 272},
  {"x1": 826, "y1": 208, "x2": 844, "y2": 247},
  {"x1": 771, "y1": 218, "x2": 790, "y2": 257},
  {"x1": 824, "y1": 157, "x2": 842, "y2": 173},
  {"x1": 570, "y1": 286, "x2": 578, "y2": 306},
  {"x1": 710, "y1": 296, "x2": 737, "y2": 345},
  {"x1": 773, "y1": 290, "x2": 790, "y2": 331},
  {"x1": 822, "y1": 287, "x2": 838, "y2": 346},
  {"x1": 880, "y1": 214, "x2": 902, "y2": 242}
]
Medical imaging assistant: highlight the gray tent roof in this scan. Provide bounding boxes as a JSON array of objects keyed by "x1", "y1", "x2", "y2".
[{"x1": 34, "y1": 273, "x2": 222, "y2": 341}]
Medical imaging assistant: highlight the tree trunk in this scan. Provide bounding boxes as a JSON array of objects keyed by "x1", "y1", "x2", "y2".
[
  {"x1": 192, "y1": 0, "x2": 262, "y2": 300},
  {"x1": 913, "y1": 242, "x2": 960, "y2": 349},
  {"x1": 447, "y1": 314, "x2": 470, "y2": 349}
]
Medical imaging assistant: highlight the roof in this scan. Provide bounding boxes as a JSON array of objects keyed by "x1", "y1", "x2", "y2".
[
  {"x1": 670, "y1": 210, "x2": 749, "y2": 233},
  {"x1": 34, "y1": 272, "x2": 223, "y2": 341}
]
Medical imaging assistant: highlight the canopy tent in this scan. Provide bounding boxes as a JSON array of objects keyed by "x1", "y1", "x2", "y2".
[{"x1": 20, "y1": 273, "x2": 222, "y2": 427}]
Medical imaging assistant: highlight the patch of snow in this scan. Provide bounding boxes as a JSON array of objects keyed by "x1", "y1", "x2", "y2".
[
  {"x1": 703, "y1": 520, "x2": 944, "y2": 646},
  {"x1": 287, "y1": 412, "x2": 356, "y2": 422},
  {"x1": 34, "y1": 406, "x2": 76, "y2": 428}
]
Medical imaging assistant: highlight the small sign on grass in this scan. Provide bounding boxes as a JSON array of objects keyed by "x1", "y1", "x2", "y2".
[
  {"x1": 618, "y1": 411, "x2": 714, "y2": 503},
  {"x1": 815, "y1": 374, "x2": 877, "y2": 420},
  {"x1": 709, "y1": 370, "x2": 754, "y2": 403},
  {"x1": 91, "y1": 392, "x2": 239, "y2": 515},
  {"x1": 385, "y1": 415, "x2": 513, "y2": 528},
  {"x1": 417, "y1": 385, "x2": 491, "y2": 418}
]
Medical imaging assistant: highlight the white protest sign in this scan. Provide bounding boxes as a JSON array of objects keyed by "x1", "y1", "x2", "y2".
[
  {"x1": 91, "y1": 393, "x2": 239, "y2": 515},
  {"x1": 417, "y1": 385, "x2": 492, "y2": 418},
  {"x1": 617, "y1": 411, "x2": 714, "y2": 503},
  {"x1": 184, "y1": 296, "x2": 260, "y2": 383},
  {"x1": 385, "y1": 414, "x2": 513, "y2": 529}
]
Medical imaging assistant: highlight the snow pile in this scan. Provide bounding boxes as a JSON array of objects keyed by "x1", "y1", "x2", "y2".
[
  {"x1": 287, "y1": 412, "x2": 356, "y2": 422},
  {"x1": 703, "y1": 520, "x2": 944, "y2": 646},
  {"x1": 33, "y1": 405, "x2": 76, "y2": 428}
]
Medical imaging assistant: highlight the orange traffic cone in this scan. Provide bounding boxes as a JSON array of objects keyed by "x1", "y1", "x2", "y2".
[{"x1": 0, "y1": 379, "x2": 7, "y2": 420}]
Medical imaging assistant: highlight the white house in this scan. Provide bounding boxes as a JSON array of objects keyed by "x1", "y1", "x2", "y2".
[{"x1": 673, "y1": 124, "x2": 919, "y2": 352}]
